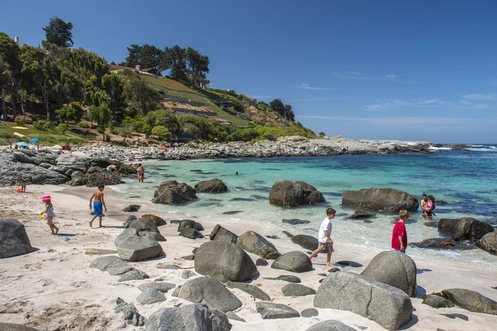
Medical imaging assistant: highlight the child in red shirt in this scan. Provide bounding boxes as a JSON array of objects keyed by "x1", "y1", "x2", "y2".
[{"x1": 391, "y1": 209, "x2": 410, "y2": 253}]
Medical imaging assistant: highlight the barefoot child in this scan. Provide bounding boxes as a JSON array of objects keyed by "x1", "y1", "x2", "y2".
[
  {"x1": 309, "y1": 207, "x2": 336, "y2": 267},
  {"x1": 89, "y1": 184, "x2": 107, "y2": 227},
  {"x1": 40, "y1": 195, "x2": 59, "y2": 234}
]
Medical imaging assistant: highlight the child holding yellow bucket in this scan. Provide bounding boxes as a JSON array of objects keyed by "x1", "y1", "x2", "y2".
[{"x1": 40, "y1": 195, "x2": 59, "y2": 235}]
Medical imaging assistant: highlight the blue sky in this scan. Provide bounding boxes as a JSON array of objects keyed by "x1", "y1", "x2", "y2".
[{"x1": 2, "y1": 0, "x2": 497, "y2": 143}]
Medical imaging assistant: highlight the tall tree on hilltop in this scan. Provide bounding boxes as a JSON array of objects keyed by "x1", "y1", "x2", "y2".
[
  {"x1": 185, "y1": 47, "x2": 209, "y2": 88},
  {"x1": 270, "y1": 98, "x2": 295, "y2": 121},
  {"x1": 120, "y1": 44, "x2": 164, "y2": 75},
  {"x1": 162, "y1": 45, "x2": 188, "y2": 83},
  {"x1": 0, "y1": 32, "x2": 22, "y2": 120},
  {"x1": 43, "y1": 16, "x2": 74, "y2": 48}
]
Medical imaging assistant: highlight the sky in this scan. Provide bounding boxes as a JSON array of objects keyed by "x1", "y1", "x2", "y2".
[{"x1": 2, "y1": 0, "x2": 497, "y2": 143}]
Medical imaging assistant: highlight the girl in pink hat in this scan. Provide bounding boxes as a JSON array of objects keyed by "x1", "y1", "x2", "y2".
[{"x1": 41, "y1": 195, "x2": 59, "y2": 235}]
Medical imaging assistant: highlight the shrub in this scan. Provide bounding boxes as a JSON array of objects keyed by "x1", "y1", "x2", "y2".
[
  {"x1": 43, "y1": 121, "x2": 55, "y2": 131},
  {"x1": 232, "y1": 100, "x2": 244, "y2": 113},
  {"x1": 78, "y1": 122, "x2": 89, "y2": 128},
  {"x1": 33, "y1": 121, "x2": 44, "y2": 130},
  {"x1": 55, "y1": 123, "x2": 68, "y2": 135},
  {"x1": 14, "y1": 118, "x2": 25, "y2": 126}
]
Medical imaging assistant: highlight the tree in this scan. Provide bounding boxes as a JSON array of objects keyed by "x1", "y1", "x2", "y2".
[
  {"x1": 162, "y1": 45, "x2": 188, "y2": 82},
  {"x1": 0, "y1": 32, "x2": 22, "y2": 120},
  {"x1": 122, "y1": 70, "x2": 162, "y2": 115},
  {"x1": 151, "y1": 125, "x2": 170, "y2": 139},
  {"x1": 269, "y1": 98, "x2": 294, "y2": 121},
  {"x1": 88, "y1": 102, "x2": 111, "y2": 141},
  {"x1": 120, "y1": 44, "x2": 164, "y2": 75},
  {"x1": 43, "y1": 17, "x2": 74, "y2": 47},
  {"x1": 185, "y1": 47, "x2": 209, "y2": 88},
  {"x1": 56, "y1": 101, "x2": 83, "y2": 123}
]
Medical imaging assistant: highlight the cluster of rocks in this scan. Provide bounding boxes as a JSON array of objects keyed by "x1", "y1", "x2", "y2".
[
  {"x1": 0, "y1": 149, "x2": 138, "y2": 187},
  {"x1": 3, "y1": 215, "x2": 497, "y2": 331},
  {"x1": 61, "y1": 136, "x2": 434, "y2": 162}
]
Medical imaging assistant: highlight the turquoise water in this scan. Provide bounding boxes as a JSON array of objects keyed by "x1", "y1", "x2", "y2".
[{"x1": 115, "y1": 145, "x2": 497, "y2": 267}]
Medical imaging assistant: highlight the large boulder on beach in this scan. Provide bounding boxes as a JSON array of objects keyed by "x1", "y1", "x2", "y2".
[
  {"x1": 269, "y1": 180, "x2": 325, "y2": 207},
  {"x1": 194, "y1": 240, "x2": 258, "y2": 282},
  {"x1": 152, "y1": 180, "x2": 198, "y2": 205},
  {"x1": 0, "y1": 218, "x2": 34, "y2": 258},
  {"x1": 291, "y1": 234, "x2": 319, "y2": 250},
  {"x1": 305, "y1": 320, "x2": 357, "y2": 331},
  {"x1": 128, "y1": 217, "x2": 166, "y2": 241},
  {"x1": 361, "y1": 251, "x2": 417, "y2": 297},
  {"x1": 438, "y1": 217, "x2": 494, "y2": 241},
  {"x1": 476, "y1": 232, "x2": 497, "y2": 254},
  {"x1": 210, "y1": 224, "x2": 238, "y2": 243},
  {"x1": 314, "y1": 271, "x2": 413, "y2": 331},
  {"x1": 56, "y1": 154, "x2": 90, "y2": 173},
  {"x1": 172, "y1": 277, "x2": 242, "y2": 312},
  {"x1": 146, "y1": 303, "x2": 231, "y2": 331},
  {"x1": 342, "y1": 188, "x2": 418, "y2": 213},
  {"x1": 236, "y1": 231, "x2": 281, "y2": 259},
  {"x1": 441, "y1": 288, "x2": 497, "y2": 314},
  {"x1": 195, "y1": 178, "x2": 228, "y2": 193},
  {"x1": 85, "y1": 166, "x2": 122, "y2": 186},
  {"x1": 271, "y1": 251, "x2": 312, "y2": 273},
  {"x1": 115, "y1": 228, "x2": 164, "y2": 261}
]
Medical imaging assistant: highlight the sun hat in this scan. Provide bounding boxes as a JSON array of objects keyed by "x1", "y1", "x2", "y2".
[{"x1": 41, "y1": 195, "x2": 51, "y2": 200}]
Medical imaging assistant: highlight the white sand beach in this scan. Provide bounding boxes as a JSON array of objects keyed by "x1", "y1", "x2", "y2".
[{"x1": 1, "y1": 184, "x2": 497, "y2": 331}]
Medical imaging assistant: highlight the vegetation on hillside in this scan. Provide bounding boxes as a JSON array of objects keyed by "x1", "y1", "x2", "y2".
[{"x1": 0, "y1": 17, "x2": 315, "y2": 146}]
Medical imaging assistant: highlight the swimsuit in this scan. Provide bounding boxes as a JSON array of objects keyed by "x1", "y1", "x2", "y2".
[
  {"x1": 47, "y1": 205, "x2": 55, "y2": 217},
  {"x1": 106, "y1": 167, "x2": 112, "y2": 174},
  {"x1": 93, "y1": 202, "x2": 103, "y2": 216}
]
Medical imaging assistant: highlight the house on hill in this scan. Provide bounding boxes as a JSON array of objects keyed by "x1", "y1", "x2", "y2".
[{"x1": 108, "y1": 64, "x2": 156, "y2": 75}]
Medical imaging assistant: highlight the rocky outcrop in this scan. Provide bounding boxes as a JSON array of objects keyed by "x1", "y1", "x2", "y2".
[
  {"x1": 438, "y1": 217, "x2": 494, "y2": 241},
  {"x1": 177, "y1": 219, "x2": 204, "y2": 232},
  {"x1": 172, "y1": 277, "x2": 242, "y2": 312},
  {"x1": 195, "y1": 178, "x2": 228, "y2": 193},
  {"x1": 476, "y1": 232, "x2": 497, "y2": 254},
  {"x1": 114, "y1": 228, "x2": 164, "y2": 262},
  {"x1": 314, "y1": 271, "x2": 413, "y2": 331},
  {"x1": 115, "y1": 297, "x2": 146, "y2": 326},
  {"x1": 361, "y1": 251, "x2": 417, "y2": 297},
  {"x1": 146, "y1": 303, "x2": 231, "y2": 331},
  {"x1": 342, "y1": 188, "x2": 418, "y2": 213},
  {"x1": 152, "y1": 180, "x2": 197, "y2": 205},
  {"x1": 0, "y1": 218, "x2": 34, "y2": 258},
  {"x1": 271, "y1": 251, "x2": 312, "y2": 273},
  {"x1": 236, "y1": 231, "x2": 281, "y2": 259},
  {"x1": 194, "y1": 240, "x2": 259, "y2": 282},
  {"x1": 269, "y1": 180, "x2": 325, "y2": 207},
  {"x1": 441, "y1": 288, "x2": 497, "y2": 314}
]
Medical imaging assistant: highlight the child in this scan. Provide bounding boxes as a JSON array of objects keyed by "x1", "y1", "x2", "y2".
[
  {"x1": 89, "y1": 184, "x2": 107, "y2": 227},
  {"x1": 18, "y1": 178, "x2": 26, "y2": 192},
  {"x1": 41, "y1": 195, "x2": 59, "y2": 235},
  {"x1": 309, "y1": 207, "x2": 336, "y2": 267},
  {"x1": 392, "y1": 209, "x2": 410, "y2": 253}
]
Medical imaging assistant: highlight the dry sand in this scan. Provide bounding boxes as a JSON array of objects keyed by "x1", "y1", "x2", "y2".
[{"x1": 1, "y1": 184, "x2": 496, "y2": 331}]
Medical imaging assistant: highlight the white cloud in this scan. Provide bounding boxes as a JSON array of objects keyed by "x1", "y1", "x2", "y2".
[
  {"x1": 332, "y1": 71, "x2": 374, "y2": 80},
  {"x1": 296, "y1": 115, "x2": 497, "y2": 125},
  {"x1": 297, "y1": 83, "x2": 332, "y2": 91},
  {"x1": 385, "y1": 74, "x2": 397, "y2": 79},
  {"x1": 463, "y1": 94, "x2": 494, "y2": 100},
  {"x1": 362, "y1": 99, "x2": 449, "y2": 111}
]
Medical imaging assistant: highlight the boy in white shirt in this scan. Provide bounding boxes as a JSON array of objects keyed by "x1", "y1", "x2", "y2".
[{"x1": 309, "y1": 207, "x2": 336, "y2": 267}]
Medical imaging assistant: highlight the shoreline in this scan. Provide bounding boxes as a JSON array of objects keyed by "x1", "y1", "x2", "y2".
[{"x1": 1, "y1": 184, "x2": 497, "y2": 330}]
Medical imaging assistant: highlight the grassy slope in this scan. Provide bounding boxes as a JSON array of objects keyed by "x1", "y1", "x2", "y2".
[{"x1": 140, "y1": 75, "x2": 250, "y2": 127}]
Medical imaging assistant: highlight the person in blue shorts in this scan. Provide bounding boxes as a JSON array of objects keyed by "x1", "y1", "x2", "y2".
[{"x1": 89, "y1": 184, "x2": 107, "y2": 227}]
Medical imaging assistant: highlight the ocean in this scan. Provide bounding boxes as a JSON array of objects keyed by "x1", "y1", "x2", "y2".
[{"x1": 114, "y1": 144, "x2": 497, "y2": 268}]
